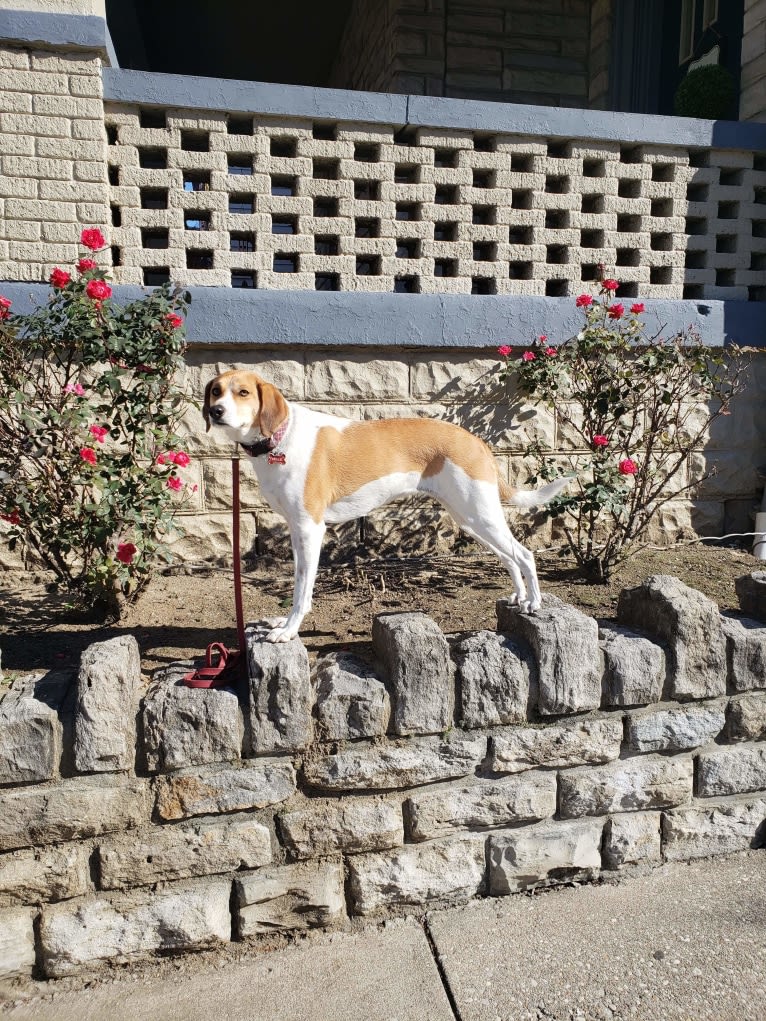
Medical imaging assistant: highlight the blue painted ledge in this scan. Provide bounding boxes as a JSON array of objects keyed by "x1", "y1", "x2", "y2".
[{"x1": 1, "y1": 284, "x2": 764, "y2": 348}]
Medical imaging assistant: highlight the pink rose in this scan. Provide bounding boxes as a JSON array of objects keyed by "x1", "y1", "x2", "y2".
[
  {"x1": 79, "y1": 447, "x2": 97, "y2": 465},
  {"x1": 64, "y1": 382, "x2": 85, "y2": 396},
  {"x1": 538, "y1": 335, "x2": 548, "y2": 343},
  {"x1": 167, "y1": 475, "x2": 183, "y2": 491},
  {"x1": 0, "y1": 296, "x2": 11, "y2": 320},
  {"x1": 497, "y1": 345, "x2": 513, "y2": 357},
  {"x1": 630, "y1": 303, "x2": 645, "y2": 314},
  {"x1": 50, "y1": 267, "x2": 71, "y2": 288},
  {"x1": 156, "y1": 453, "x2": 167, "y2": 466},
  {"x1": 171, "y1": 451, "x2": 190, "y2": 468},
  {"x1": 602, "y1": 278, "x2": 619, "y2": 292},
  {"x1": 116, "y1": 542, "x2": 137, "y2": 565},
  {"x1": 607, "y1": 303, "x2": 625, "y2": 320},
  {"x1": 544, "y1": 347, "x2": 557, "y2": 356},
  {"x1": 619, "y1": 458, "x2": 638, "y2": 475},
  {"x1": 80, "y1": 228, "x2": 106, "y2": 251},
  {"x1": 521, "y1": 351, "x2": 535, "y2": 362},
  {"x1": 85, "y1": 278, "x2": 112, "y2": 302},
  {"x1": 89, "y1": 425, "x2": 109, "y2": 444},
  {"x1": 165, "y1": 312, "x2": 183, "y2": 329},
  {"x1": 575, "y1": 294, "x2": 593, "y2": 308},
  {"x1": 77, "y1": 258, "x2": 97, "y2": 273},
  {"x1": 592, "y1": 435, "x2": 609, "y2": 448}
]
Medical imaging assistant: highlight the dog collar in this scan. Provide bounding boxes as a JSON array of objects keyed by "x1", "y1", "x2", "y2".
[{"x1": 240, "y1": 415, "x2": 289, "y2": 460}]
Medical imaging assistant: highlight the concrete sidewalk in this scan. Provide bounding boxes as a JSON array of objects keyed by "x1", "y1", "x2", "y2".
[{"x1": 2, "y1": 851, "x2": 764, "y2": 1021}]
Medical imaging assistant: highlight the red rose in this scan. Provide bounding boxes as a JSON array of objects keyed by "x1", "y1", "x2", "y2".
[
  {"x1": 167, "y1": 475, "x2": 183, "y2": 491},
  {"x1": 521, "y1": 351, "x2": 535, "y2": 362},
  {"x1": 0, "y1": 296, "x2": 11, "y2": 320},
  {"x1": 592, "y1": 435, "x2": 609, "y2": 448},
  {"x1": 544, "y1": 347, "x2": 557, "y2": 356},
  {"x1": 602, "y1": 278, "x2": 619, "y2": 292},
  {"x1": 50, "y1": 267, "x2": 71, "y2": 288},
  {"x1": 80, "y1": 228, "x2": 106, "y2": 251},
  {"x1": 630, "y1": 302, "x2": 645, "y2": 314},
  {"x1": 619, "y1": 458, "x2": 638, "y2": 475},
  {"x1": 575, "y1": 294, "x2": 593, "y2": 308},
  {"x1": 538, "y1": 335, "x2": 547, "y2": 343},
  {"x1": 89, "y1": 425, "x2": 109, "y2": 444},
  {"x1": 77, "y1": 258, "x2": 97, "y2": 273},
  {"x1": 85, "y1": 279, "x2": 112, "y2": 302},
  {"x1": 1, "y1": 509, "x2": 21, "y2": 525},
  {"x1": 607, "y1": 303, "x2": 625, "y2": 319},
  {"x1": 497, "y1": 345, "x2": 512, "y2": 357},
  {"x1": 79, "y1": 447, "x2": 97, "y2": 465},
  {"x1": 165, "y1": 312, "x2": 183, "y2": 329},
  {"x1": 171, "y1": 451, "x2": 190, "y2": 468},
  {"x1": 116, "y1": 542, "x2": 137, "y2": 565}
]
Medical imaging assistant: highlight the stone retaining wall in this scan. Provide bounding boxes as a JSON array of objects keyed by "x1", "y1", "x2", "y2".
[{"x1": 1, "y1": 572, "x2": 766, "y2": 980}]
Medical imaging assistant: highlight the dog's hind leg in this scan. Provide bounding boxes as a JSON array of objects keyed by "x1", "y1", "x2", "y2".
[{"x1": 267, "y1": 520, "x2": 326, "y2": 643}]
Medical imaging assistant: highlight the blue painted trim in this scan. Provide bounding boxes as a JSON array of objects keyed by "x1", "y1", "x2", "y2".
[
  {"x1": 101, "y1": 68, "x2": 766, "y2": 153},
  {"x1": 0, "y1": 10, "x2": 109, "y2": 57},
  {"x1": 2, "y1": 283, "x2": 762, "y2": 349}
]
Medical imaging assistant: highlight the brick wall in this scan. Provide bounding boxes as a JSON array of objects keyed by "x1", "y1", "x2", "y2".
[{"x1": 741, "y1": 0, "x2": 766, "y2": 121}]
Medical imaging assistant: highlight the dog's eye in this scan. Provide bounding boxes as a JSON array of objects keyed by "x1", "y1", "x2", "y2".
[
  {"x1": 239, "y1": 389, "x2": 249, "y2": 397},
  {"x1": 211, "y1": 386, "x2": 221, "y2": 396}
]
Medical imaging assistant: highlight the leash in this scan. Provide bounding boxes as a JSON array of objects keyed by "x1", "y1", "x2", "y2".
[{"x1": 183, "y1": 454, "x2": 247, "y2": 688}]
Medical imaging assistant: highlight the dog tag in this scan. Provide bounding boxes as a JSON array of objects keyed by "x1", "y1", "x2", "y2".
[{"x1": 267, "y1": 452, "x2": 286, "y2": 465}]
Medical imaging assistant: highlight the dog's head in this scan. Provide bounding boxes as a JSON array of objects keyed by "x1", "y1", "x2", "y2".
[{"x1": 202, "y1": 370, "x2": 289, "y2": 443}]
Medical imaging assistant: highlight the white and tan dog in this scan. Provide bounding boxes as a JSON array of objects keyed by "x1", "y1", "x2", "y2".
[{"x1": 203, "y1": 370, "x2": 569, "y2": 643}]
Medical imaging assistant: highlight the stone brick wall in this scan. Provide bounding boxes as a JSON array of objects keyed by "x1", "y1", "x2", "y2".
[
  {"x1": 1, "y1": 572, "x2": 765, "y2": 978},
  {"x1": 741, "y1": 0, "x2": 766, "y2": 121}
]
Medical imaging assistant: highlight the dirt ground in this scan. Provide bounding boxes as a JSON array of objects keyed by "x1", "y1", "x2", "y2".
[{"x1": 0, "y1": 540, "x2": 759, "y2": 681}]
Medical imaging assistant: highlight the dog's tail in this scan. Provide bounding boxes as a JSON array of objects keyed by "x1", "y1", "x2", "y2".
[{"x1": 500, "y1": 476, "x2": 572, "y2": 509}]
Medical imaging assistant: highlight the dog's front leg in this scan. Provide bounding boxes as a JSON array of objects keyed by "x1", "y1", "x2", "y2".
[{"x1": 266, "y1": 520, "x2": 326, "y2": 643}]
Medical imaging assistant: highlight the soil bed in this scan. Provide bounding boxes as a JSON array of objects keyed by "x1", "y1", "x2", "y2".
[{"x1": 0, "y1": 542, "x2": 758, "y2": 681}]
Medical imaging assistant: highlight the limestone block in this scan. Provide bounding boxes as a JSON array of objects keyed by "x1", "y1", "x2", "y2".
[
  {"x1": 726, "y1": 693, "x2": 766, "y2": 742},
  {"x1": 0, "y1": 670, "x2": 70, "y2": 785},
  {"x1": 154, "y1": 759, "x2": 296, "y2": 821},
  {"x1": 696, "y1": 744, "x2": 766, "y2": 797},
  {"x1": 0, "y1": 776, "x2": 150, "y2": 852},
  {"x1": 303, "y1": 735, "x2": 485, "y2": 792},
  {"x1": 74, "y1": 636, "x2": 141, "y2": 773},
  {"x1": 313, "y1": 651, "x2": 390, "y2": 741},
  {"x1": 599, "y1": 624, "x2": 665, "y2": 707},
  {"x1": 496, "y1": 595, "x2": 601, "y2": 715},
  {"x1": 603, "y1": 812, "x2": 662, "y2": 869},
  {"x1": 305, "y1": 356, "x2": 409, "y2": 401},
  {"x1": 454, "y1": 630, "x2": 535, "y2": 728},
  {"x1": 348, "y1": 834, "x2": 486, "y2": 915},
  {"x1": 142, "y1": 662, "x2": 243, "y2": 773},
  {"x1": 235, "y1": 861, "x2": 346, "y2": 936},
  {"x1": 40, "y1": 879, "x2": 231, "y2": 977},
  {"x1": 490, "y1": 718, "x2": 623, "y2": 774},
  {"x1": 0, "y1": 843, "x2": 91, "y2": 907},
  {"x1": 617, "y1": 575, "x2": 727, "y2": 700},
  {"x1": 488, "y1": 818, "x2": 603, "y2": 895},
  {"x1": 720, "y1": 614, "x2": 766, "y2": 693},
  {"x1": 279, "y1": 799, "x2": 402, "y2": 860},
  {"x1": 735, "y1": 572, "x2": 766, "y2": 621},
  {"x1": 0, "y1": 908, "x2": 35, "y2": 980},
  {"x1": 626, "y1": 702, "x2": 726, "y2": 754},
  {"x1": 245, "y1": 625, "x2": 313, "y2": 754},
  {"x1": 405, "y1": 772, "x2": 556, "y2": 842},
  {"x1": 372, "y1": 612, "x2": 454, "y2": 736},
  {"x1": 662, "y1": 798, "x2": 766, "y2": 860},
  {"x1": 559, "y1": 755, "x2": 693, "y2": 818}
]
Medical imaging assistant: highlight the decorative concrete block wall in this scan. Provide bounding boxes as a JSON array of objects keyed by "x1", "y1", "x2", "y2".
[{"x1": 1, "y1": 573, "x2": 765, "y2": 978}]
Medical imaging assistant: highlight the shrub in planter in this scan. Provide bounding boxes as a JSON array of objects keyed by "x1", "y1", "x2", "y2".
[
  {"x1": 673, "y1": 64, "x2": 737, "y2": 120},
  {"x1": 498, "y1": 279, "x2": 748, "y2": 582},
  {"x1": 0, "y1": 228, "x2": 192, "y2": 617}
]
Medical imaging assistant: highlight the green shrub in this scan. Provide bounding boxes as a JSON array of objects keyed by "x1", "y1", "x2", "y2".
[{"x1": 674, "y1": 64, "x2": 737, "y2": 120}]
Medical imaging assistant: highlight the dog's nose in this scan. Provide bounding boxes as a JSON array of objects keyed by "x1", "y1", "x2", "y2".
[{"x1": 209, "y1": 404, "x2": 225, "y2": 421}]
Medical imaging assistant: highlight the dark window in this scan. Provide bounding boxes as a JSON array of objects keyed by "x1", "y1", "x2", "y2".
[
  {"x1": 183, "y1": 170, "x2": 210, "y2": 192},
  {"x1": 228, "y1": 155, "x2": 253, "y2": 176},
  {"x1": 582, "y1": 159, "x2": 605, "y2": 177},
  {"x1": 508, "y1": 225, "x2": 533, "y2": 244},
  {"x1": 651, "y1": 232, "x2": 673, "y2": 251},
  {"x1": 580, "y1": 229, "x2": 604, "y2": 249},
  {"x1": 581, "y1": 194, "x2": 604, "y2": 214},
  {"x1": 474, "y1": 135, "x2": 495, "y2": 152},
  {"x1": 141, "y1": 188, "x2": 168, "y2": 209},
  {"x1": 545, "y1": 279, "x2": 568, "y2": 296},
  {"x1": 272, "y1": 217, "x2": 297, "y2": 235},
  {"x1": 230, "y1": 193, "x2": 255, "y2": 214},
  {"x1": 143, "y1": 267, "x2": 170, "y2": 286},
  {"x1": 685, "y1": 250, "x2": 707, "y2": 269},
  {"x1": 141, "y1": 228, "x2": 168, "y2": 249},
  {"x1": 686, "y1": 216, "x2": 707, "y2": 235},
  {"x1": 434, "y1": 222, "x2": 457, "y2": 241},
  {"x1": 394, "y1": 276, "x2": 419, "y2": 293},
  {"x1": 651, "y1": 266, "x2": 673, "y2": 285},
  {"x1": 181, "y1": 130, "x2": 209, "y2": 152},
  {"x1": 110, "y1": 206, "x2": 121, "y2": 227},
  {"x1": 471, "y1": 277, "x2": 495, "y2": 294},
  {"x1": 185, "y1": 212, "x2": 211, "y2": 231},
  {"x1": 473, "y1": 242, "x2": 494, "y2": 262},
  {"x1": 617, "y1": 214, "x2": 641, "y2": 232},
  {"x1": 228, "y1": 117, "x2": 253, "y2": 135},
  {"x1": 547, "y1": 141, "x2": 570, "y2": 158},
  {"x1": 315, "y1": 235, "x2": 339, "y2": 255},
  {"x1": 434, "y1": 259, "x2": 456, "y2": 277},
  {"x1": 395, "y1": 164, "x2": 418, "y2": 183},
  {"x1": 270, "y1": 137, "x2": 297, "y2": 157},
  {"x1": 231, "y1": 270, "x2": 256, "y2": 287},
  {"x1": 545, "y1": 175, "x2": 569, "y2": 194},
  {"x1": 139, "y1": 147, "x2": 167, "y2": 170},
  {"x1": 105, "y1": 124, "x2": 118, "y2": 145},
  {"x1": 312, "y1": 122, "x2": 337, "y2": 140},
  {"x1": 396, "y1": 240, "x2": 419, "y2": 259},
  {"x1": 187, "y1": 249, "x2": 214, "y2": 269},
  {"x1": 230, "y1": 232, "x2": 255, "y2": 252},
  {"x1": 472, "y1": 169, "x2": 494, "y2": 188},
  {"x1": 651, "y1": 198, "x2": 673, "y2": 217},
  {"x1": 618, "y1": 179, "x2": 641, "y2": 198},
  {"x1": 509, "y1": 261, "x2": 533, "y2": 279},
  {"x1": 271, "y1": 176, "x2": 296, "y2": 196},
  {"x1": 395, "y1": 203, "x2": 419, "y2": 221},
  {"x1": 652, "y1": 163, "x2": 675, "y2": 182},
  {"x1": 354, "y1": 143, "x2": 379, "y2": 162},
  {"x1": 315, "y1": 272, "x2": 340, "y2": 290},
  {"x1": 687, "y1": 183, "x2": 709, "y2": 201},
  {"x1": 511, "y1": 153, "x2": 533, "y2": 173},
  {"x1": 314, "y1": 197, "x2": 339, "y2": 217},
  {"x1": 616, "y1": 248, "x2": 640, "y2": 266},
  {"x1": 718, "y1": 201, "x2": 739, "y2": 219},
  {"x1": 620, "y1": 147, "x2": 641, "y2": 164},
  {"x1": 313, "y1": 159, "x2": 339, "y2": 180},
  {"x1": 434, "y1": 149, "x2": 457, "y2": 168},
  {"x1": 545, "y1": 209, "x2": 569, "y2": 229},
  {"x1": 512, "y1": 190, "x2": 533, "y2": 210},
  {"x1": 110, "y1": 246, "x2": 121, "y2": 267},
  {"x1": 472, "y1": 206, "x2": 495, "y2": 225},
  {"x1": 435, "y1": 185, "x2": 457, "y2": 205},
  {"x1": 355, "y1": 218, "x2": 379, "y2": 237},
  {"x1": 274, "y1": 254, "x2": 298, "y2": 272},
  {"x1": 546, "y1": 245, "x2": 568, "y2": 264},
  {"x1": 356, "y1": 256, "x2": 381, "y2": 276},
  {"x1": 108, "y1": 165, "x2": 119, "y2": 186},
  {"x1": 354, "y1": 180, "x2": 380, "y2": 200}
]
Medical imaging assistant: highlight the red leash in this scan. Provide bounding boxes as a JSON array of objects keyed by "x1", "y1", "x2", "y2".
[{"x1": 183, "y1": 456, "x2": 247, "y2": 688}]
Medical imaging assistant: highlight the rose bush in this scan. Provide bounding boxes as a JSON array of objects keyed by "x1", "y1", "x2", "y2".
[
  {"x1": 0, "y1": 228, "x2": 191, "y2": 617},
  {"x1": 498, "y1": 279, "x2": 748, "y2": 581}
]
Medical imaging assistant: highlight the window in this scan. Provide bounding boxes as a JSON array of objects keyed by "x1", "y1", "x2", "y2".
[
  {"x1": 185, "y1": 212, "x2": 211, "y2": 231},
  {"x1": 229, "y1": 193, "x2": 255, "y2": 214},
  {"x1": 230, "y1": 232, "x2": 255, "y2": 252},
  {"x1": 228, "y1": 155, "x2": 253, "y2": 176},
  {"x1": 231, "y1": 270, "x2": 256, "y2": 287},
  {"x1": 272, "y1": 217, "x2": 297, "y2": 235}
]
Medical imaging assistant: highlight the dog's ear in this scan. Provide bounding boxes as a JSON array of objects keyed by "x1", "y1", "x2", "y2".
[
  {"x1": 257, "y1": 381, "x2": 288, "y2": 437},
  {"x1": 202, "y1": 378, "x2": 214, "y2": 433}
]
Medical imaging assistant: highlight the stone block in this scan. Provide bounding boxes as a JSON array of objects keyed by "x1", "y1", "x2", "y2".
[
  {"x1": 74, "y1": 636, "x2": 141, "y2": 773},
  {"x1": 235, "y1": 861, "x2": 346, "y2": 936},
  {"x1": 279, "y1": 799, "x2": 403, "y2": 860},
  {"x1": 154, "y1": 759, "x2": 296, "y2": 821},
  {"x1": 726, "y1": 693, "x2": 766, "y2": 742},
  {"x1": 0, "y1": 776, "x2": 150, "y2": 852},
  {"x1": 599, "y1": 624, "x2": 665, "y2": 707},
  {"x1": 454, "y1": 630, "x2": 535, "y2": 728},
  {"x1": 0, "y1": 908, "x2": 35, "y2": 979},
  {"x1": 496, "y1": 596, "x2": 601, "y2": 715},
  {"x1": 662, "y1": 798, "x2": 766, "y2": 860},
  {"x1": 617, "y1": 575, "x2": 727, "y2": 700},
  {"x1": 490, "y1": 718, "x2": 623, "y2": 774},
  {"x1": 0, "y1": 670, "x2": 70, "y2": 785},
  {"x1": 0, "y1": 843, "x2": 91, "y2": 907},
  {"x1": 303, "y1": 735, "x2": 485, "y2": 792},
  {"x1": 603, "y1": 812, "x2": 662, "y2": 869},
  {"x1": 626, "y1": 702, "x2": 726, "y2": 754},
  {"x1": 97, "y1": 815, "x2": 272, "y2": 889},
  {"x1": 696, "y1": 745, "x2": 766, "y2": 797},
  {"x1": 735, "y1": 571, "x2": 766, "y2": 620},
  {"x1": 559, "y1": 755, "x2": 693, "y2": 818},
  {"x1": 40, "y1": 879, "x2": 231, "y2": 977},
  {"x1": 488, "y1": 818, "x2": 603, "y2": 895},
  {"x1": 245, "y1": 625, "x2": 313, "y2": 754},
  {"x1": 348, "y1": 834, "x2": 486, "y2": 915},
  {"x1": 372, "y1": 612, "x2": 454, "y2": 736},
  {"x1": 305, "y1": 356, "x2": 409, "y2": 401},
  {"x1": 142, "y1": 661, "x2": 243, "y2": 773},
  {"x1": 313, "y1": 652, "x2": 390, "y2": 741},
  {"x1": 720, "y1": 614, "x2": 766, "y2": 693},
  {"x1": 405, "y1": 772, "x2": 556, "y2": 842}
]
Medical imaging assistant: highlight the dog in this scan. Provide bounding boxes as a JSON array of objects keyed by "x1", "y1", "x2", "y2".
[{"x1": 203, "y1": 370, "x2": 569, "y2": 643}]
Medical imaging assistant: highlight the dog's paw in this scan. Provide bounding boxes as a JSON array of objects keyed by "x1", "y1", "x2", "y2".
[
  {"x1": 506, "y1": 593, "x2": 520, "y2": 607},
  {"x1": 520, "y1": 597, "x2": 541, "y2": 614},
  {"x1": 265, "y1": 623, "x2": 299, "y2": 643}
]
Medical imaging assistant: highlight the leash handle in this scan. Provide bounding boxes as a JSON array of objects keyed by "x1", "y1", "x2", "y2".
[{"x1": 232, "y1": 455, "x2": 247, "y2": 675}]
